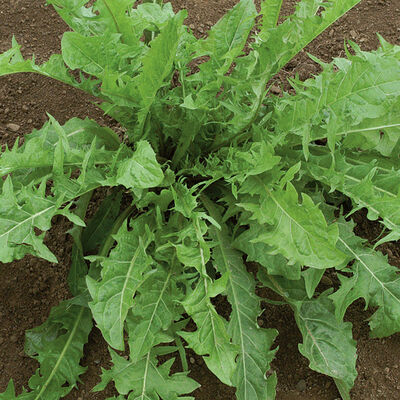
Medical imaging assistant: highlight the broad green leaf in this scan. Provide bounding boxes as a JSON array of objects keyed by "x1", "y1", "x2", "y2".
[
  {"x1": 61, "y1": 32, "x2": 138, "y2": 77},
  {"x1": 87, "y1": 215, "x2": 153, "y2": 350},
  {"x1": 136, "y1": 12, "x2": 185, "y2": 137},
  {"x1": 197, "y1": 0, "x2": 257, "y2": 74},
  {"x1": 274, "y1": 42, "x2": 400, "y2": 155},
  {"x1": 179, "y1": 276, "x2": 238, "y2": 386},
  {"x1": 239, "y1": 181, "x2": 346, "y2": 268},
  {"x1": 94, "y1": 348, "x2": 200, "y2": 399},
  {"x1": 126, "y1": 268, "x2": 179, "y2": 362},
  {"x1": 0, "y1": 38, "x2": 100, "y2": 95},
  {"x1": 203, "y1": 197, "x2": 278, "y2": 400},
  {"x1": 115, "y1": 141, "x2": 164, "y2": 189},
  {"x1": 93, "y1": 0, "x2": 138, "y2": 45},
  {"x1": 22, "y1": 302, "x2": 92, "y2": 400},
  {"x1": 234, "y1": 225, "x2": 301, "y2": 280},
  {"x1": 260, "y1": 0, "x2": 283, "y2": 31},
  {"x1": 259, "y1": 273, "x2": 357, "y2": 400},
  {"x1": 306, "y1": 150, "x2": 400, "y2": 245},
  {"x1": 330, "y1": 218, "x2": 400, "y2": 338}
]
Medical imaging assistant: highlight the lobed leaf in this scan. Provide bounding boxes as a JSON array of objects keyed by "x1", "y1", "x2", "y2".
[
  {"x1": 239, "y1": 181, "x2": 346, "y2": 268},
  {"x1": 87, "y1": 215, "x2": 154, "y2": 350},
  {"x1": 331, "y1": 218, "x2": 400, "y2": 338},
  {"x1": 260, "y1": 272, "x2": 357, "y2": 400},
  {"x1": 204, "y1": 197, "x2": 278, "y2": 400},
  {"x1": 94, "y1": 348, "x2": 199, "y2": 399}
]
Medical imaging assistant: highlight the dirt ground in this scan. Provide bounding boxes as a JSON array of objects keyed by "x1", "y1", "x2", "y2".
[{"x1": 0, "y1": 0, "x2": 400, "y2": 399}]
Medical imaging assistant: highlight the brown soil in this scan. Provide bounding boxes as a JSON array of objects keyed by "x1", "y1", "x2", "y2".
[{"x1": 1, "y1": 1, "x2": 400, "y2": 399}]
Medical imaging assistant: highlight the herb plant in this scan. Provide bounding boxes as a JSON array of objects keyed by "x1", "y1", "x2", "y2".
[{"x1": 1, "y1": 0, "x2": 400, "y2": 399}]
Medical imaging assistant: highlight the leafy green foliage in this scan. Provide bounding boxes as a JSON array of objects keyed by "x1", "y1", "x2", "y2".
[{"x1": 1, "y1": 0, "x2": 400, "y2": 399}]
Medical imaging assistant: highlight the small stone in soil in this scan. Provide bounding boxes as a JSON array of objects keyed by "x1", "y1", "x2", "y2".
[
  {"x1": 189, "y1": 357, "x2": 196, "y2": 364},
  {"x1": 6, "y1": 123, "x2": 20, "y2": 132},
  {"x1": 296, "y1": 379, "x2": 307, "y2": 392}
]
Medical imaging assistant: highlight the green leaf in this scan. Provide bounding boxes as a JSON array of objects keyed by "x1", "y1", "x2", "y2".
[
  {"x1": 61, "y1": 32, "x2": 137, "y2": 77},
  {"x1": 94, "y1": 348, "x2": 200, "y2": 399},
  {"x1": 115, "y1": 141, "x2": 164, "y2": 189},
  {"x1": 179, "y1": 275, "x2": 238, "y2": 386},
  {"x1": 306, "y1": 149, "x2": 400, "y2": 245},
  {"x1": 0, "y1": 177, "x2": 63, "y2": 263},
  {"x1": 203, "y1": 197, "x2": 278, "y2": 400},
  {"x1": 87, "y1": 215, "x2": 154, "y2": 350},
  {"x1": 257, "y1": 0, "x2": 362, "y2": 78},
  {"x1": 330, "y1": 218, "x2": 400, "y2": 338},
  {"x1": 239, "y1": 181, "x2": 346, "y2": 268},
  {"x1": 197, "y1": 0, "x2": 257, "y2": 74},
  {"x1": 0, "y1": 117, "x2": 120, "y2": 178},
  {"x1": 136, "y1": 12, "x2": 185, "y2": 137},
  {"x1": 259, "y1": 273, "x2": 357, "y2": 400},
  {"x1": 234, "y1": 224, "x2": 301, "y2": 280},
  {"x1": 23, "y1": 301, "x2": 92, "y2": 400},
  {"x1": 0, "y1": 381, "x2": 18, "y2": 399},
  {"x1": 0, "y1": 38, "x2": 100, "y2": 95},
  {"x1": 260, "y1": 0, "x2": 283, "y2": 31},
  {"x1": 274, "y1": 42, "x2": 400, "y2": 155},
  {"x1": 127, "y1": 266, "x2": 183, "y2": 362}
]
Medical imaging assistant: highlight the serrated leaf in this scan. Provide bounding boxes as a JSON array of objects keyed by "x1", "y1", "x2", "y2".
[
  {"x1": 306, "y1": 150, "x2": 400, "y2": 245},
  {"x1": 87, "y1": 215, "x2": 154, "y2": 350},
  {"x1": 179, "y1": 275, "x2": 237, "y2": 386},
  {"x1": 136, "y1": 12, "x2": 185, "y2": 137},
  {"x1": 22, "y1": 301, "x2": 92, "y2": 400},
  {"x1": 62, "y1": 32, "x2": 136, "y2": 77},
  {"x1": 197, "y1": 0, "x2": 257, "y2": 74},
  {"x1": 330, "y1": 218, "x2": 400, "y2": 338},
  {"x1": 127, "y1": 267, "x2": 182, "y2": 362},
  {"x1": 115, "y1": 141, "x2": 164, "y2": 189},
  {"x1": 0, "y1": 381, "x2": 18, "y2": 399},
  {"x1": 274, "y1": 42, "x2": 400, "y2": 155},
  {"x1": 94, "y1": 348, "x2": 199, "y2": 399},
  {"x1": 239, "y1": 181, "x2": 346, "y2": 268},
  {"x1": 203, "y1": 197, "x2": 278, "y2": 400},
  {"x1": 234, "y1": 224, "x2": 301, "y2": 280},
  {"x1": 259, "y1": 273, "x2": 357, "y2": 400},
  {"x1": 0, "y1": 38, "x2": 100, "y2": 95}
]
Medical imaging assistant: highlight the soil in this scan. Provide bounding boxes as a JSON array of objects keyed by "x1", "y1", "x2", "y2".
[{"x1": 0, "y1": 0, "x2": 400, "y2": 399}]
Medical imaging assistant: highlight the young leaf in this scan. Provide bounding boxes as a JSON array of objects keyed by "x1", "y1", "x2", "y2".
[
  {"x1": 115, "y1": 141, "x2": 164, "y2": 189},
  {"x1": 87, "y1": 215, "x2": 154, "y2": 350},
  {"x1": 135, "y1": 12, "x2": 185, "y2": 137},
  {"x1": 330, "y1": 218, "x2": 400, "y2": 338}
]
